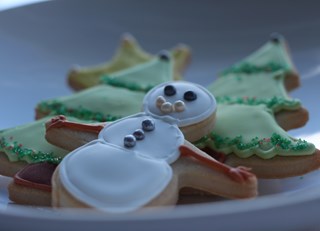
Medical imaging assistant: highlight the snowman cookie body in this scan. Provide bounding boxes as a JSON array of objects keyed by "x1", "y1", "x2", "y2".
[{"x1": 58, "y1": 113, "x2": 184, "y2": 213}]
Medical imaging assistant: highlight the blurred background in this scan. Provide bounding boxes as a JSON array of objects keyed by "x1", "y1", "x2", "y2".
[{"x1": 0, "y1": 0, "x2": 46, "y2": 11}]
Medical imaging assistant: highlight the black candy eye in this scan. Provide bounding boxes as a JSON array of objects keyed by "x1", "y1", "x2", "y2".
[
  {"x1": 124, "y1": 135, "x2": 136, "y2": 148},
  {"x1": 133, "y1": 129, "x2": 145, "y2": 140},
  {"x1": 184, "y1": 91, "x2": 197, "y2": 101},
  {"x1": 270, "y1": 32, "x2": 283, "y2": 43},
  {"x1": 164, "y1": 85, "x2": 176, "y2": 96},
  {"x1": 142, "y1": 119, "x2": 155, "y2": 132},
  {"x1": 158, "y1": 51, "x2": 170, "y2": 61}
]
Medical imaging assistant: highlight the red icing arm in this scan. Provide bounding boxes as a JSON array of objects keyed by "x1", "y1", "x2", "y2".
[
  {"x1": 201, "y1": 147, "x2": 227, "y2": 163},
  {"x1": 179, "y1": 145, "x2": 254, "y2": 183},
  {"x1": 46, "y1": 115, "x2": 105, "y2": 134}
]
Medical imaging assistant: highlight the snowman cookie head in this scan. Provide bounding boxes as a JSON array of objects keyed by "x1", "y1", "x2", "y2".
[{"x1": 143, "y1": 81, "x2": 217, "y2": 142}]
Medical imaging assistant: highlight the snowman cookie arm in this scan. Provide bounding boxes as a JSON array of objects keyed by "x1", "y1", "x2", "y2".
[
  {"x1": 174, "y1": 141, "x2": 257, "y2": 198},
  {"x1": 179, "y1": 140, "x2": 255, "y2": 183},
  {"x1": 45, "y1": 115, "x2": 108, "y2": 151}
]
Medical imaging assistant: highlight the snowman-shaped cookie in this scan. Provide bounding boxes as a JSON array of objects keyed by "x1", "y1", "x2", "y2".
[{"x1": 51, "y1": 81, "x2": 257, "y2": 213}]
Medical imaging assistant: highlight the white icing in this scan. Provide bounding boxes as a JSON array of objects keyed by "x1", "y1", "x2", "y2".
[
  {"x1": 58, "y1": 82, "x2": 214, "y2": 213},
  {"x1": 59, "y1": 141, "x2": 172, "y2": 213},
  {"x1": 99, "y1": 113, "x2": 184, "y2": 164},
  {"x1": 59, "y1": 113, "x2": 184, "y2": 212},
  {"x1": 143, "y1": 81, "x2": 217, "y2": 127}
]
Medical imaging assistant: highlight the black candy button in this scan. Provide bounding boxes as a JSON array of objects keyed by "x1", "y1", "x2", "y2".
[
  {"x1": 124, "y1": 135, "x2": 136, "y2": 148},
  {"x1": 133, "y1": 129, "x2": 145, "y2": 140},
  {"x1": 142, "y1": 119, "x2": 155, "y2": 132}
]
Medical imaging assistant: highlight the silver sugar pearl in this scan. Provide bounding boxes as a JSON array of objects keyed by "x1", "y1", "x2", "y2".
[{"x1": 124, "y1": 135, "x2": 136, "y2": 148}]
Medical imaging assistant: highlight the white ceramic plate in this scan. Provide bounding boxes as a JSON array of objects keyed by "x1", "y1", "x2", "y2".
[{"x1": 0, "y1": 1, "x2": 320, "y2": 230}]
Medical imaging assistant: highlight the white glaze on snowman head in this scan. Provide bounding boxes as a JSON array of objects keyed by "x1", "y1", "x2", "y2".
[{"x1": 143, "y1": 81, "x2": 217, "y2": 127}]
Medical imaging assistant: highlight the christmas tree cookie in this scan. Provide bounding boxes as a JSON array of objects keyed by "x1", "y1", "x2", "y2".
[
  {"x1": 214, "y1": 33, "x2": 299, "y2": 91},
  {"x1": 195, "y1": 104, "x2": 320, "y2": 178},
  {"x1": 36, "y1": 52, "x2": 174, "y2": 121},
  {"x1": 208, "y1": 34, "x2": 307, "y2": 130},
  {"x1": 68, "y1": 33, "x2": 191, "y2": 91}
]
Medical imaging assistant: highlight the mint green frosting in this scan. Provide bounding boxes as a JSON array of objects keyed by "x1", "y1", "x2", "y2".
[
  {"x1": 215, "y1": 96, "x2": 300, "y2": 110},
  {"x1": 219, "y1": 39, "x2": 294, "y2": 76},
  {"x1": 0, "y1": 117, "x2": 100, "y2": 164},
  {"x1": 207, "y1": 39, "x2": 299, "y2": 112},
  {"x1": 36, "y1": 85, "x2": 146, "y2": 122},
  {"x1": 194, "y1": 104, "x2": 315, "y2": 159},
  {"x1": 209, "y1": 70, "x2": 287, "y2": 98},
  {"x1": 37, "y1": 55, "x2": 174, "y2": 122},
  {"x1": 0, "y1": 117, "x2": 68, "y2": 163},
  {"x1": 208, "y1": 70, "x2": 300, "y2": 112},
  {"x1": 220, "y1": 62, "x2": 285, "y2": 76},
  {"x1": 100, "y1": 78, "x2": 155, "y2": 92},
  {"x1": 100, "y1": 56, "x2": 173, "y2": 92}
]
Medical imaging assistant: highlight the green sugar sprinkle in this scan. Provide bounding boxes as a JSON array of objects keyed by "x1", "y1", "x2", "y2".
[
  {"x1": 100, "y1": 76, "x2": 155, "y2": 92},
  {"x1": 216, "y1": 96, "x2": 301, "y2": 109},
  {"x1": 37, "y1": 101, "x2": 122, "y2": 122},
  {"x1": 219, "y1": 62, "x2": 286, "y2": 76},
  {"x1": 0, "y1": 137, "x2": 62, "y2": 164},
  {"x1": 195, "y1": 133, "x2": 310, "y2": 153}
]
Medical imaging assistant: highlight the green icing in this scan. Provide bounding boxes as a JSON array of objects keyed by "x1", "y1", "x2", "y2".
[
  {"x1": 219, "y1": 62, "x2": 286, "y2": 76},
  {"x1": 0, "y1": 117, "x2": 70, "y2": 164},
  {"x1": 219, "y1": 38, "x2": 295, "y2": 76},
  {"x1": 37, "y1": 101, "x2": 121, "y2": 122},
  {"x1": 0, "y1": 116, "x2": 100, "y2": 164},
  {"x1": 99, "y1": 56, "x2": 173, "y2": 92},
  {"x1": 207, "y1": 38, "x2": 298, "y2": 111},
  {"x1": 36, "y1": 85, "x2": 146, "y2": 122},
  {"x1": 208, "y1": 71, "x2": 300, "y2": 112},
  {"x1": 0, "y1": 137, "x2": 62, "y2": 164},
  {"x1": 215, "y1": 96, "x2": 301, "y2": 112},
  {"x1": 209, "y1": 70, "x2": 287, "y2": 98},
  {"x1": 194, "y1": 104, "x2": 315, "y2": 159},
  {"x1": 100, "y1": 78, "x2": 155, "y2": 92},
  {"x1": 37, "y1": 55, "x2": 174, "y2": 122}
]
